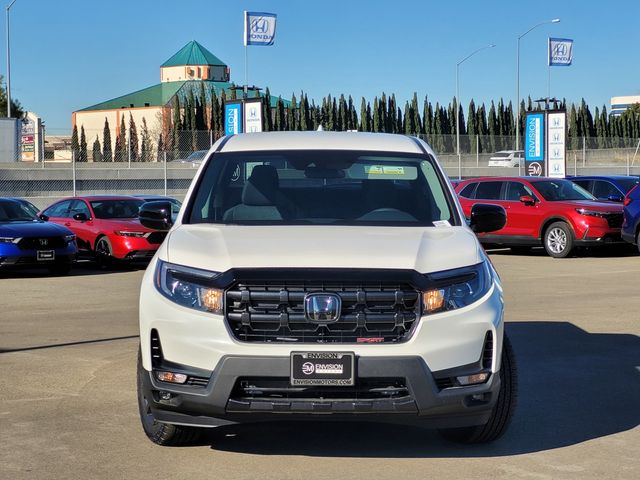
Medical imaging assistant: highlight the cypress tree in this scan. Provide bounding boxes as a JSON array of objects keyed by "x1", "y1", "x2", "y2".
[
  {"x1": 488, "y1": 101, "x2": 498, "y2": 153},
  {"x1": 128, "y1": 114, "x2": 138, "y2": 162},
  {"x1": 359, "y1": 98, "x2": 369, "y2": 132},
  {"x1": 275, "y1": 96, "x2": 285, "y2": 131},
  {"x1": 102, "y1": 118, "x2": 112, "y2": 162},
  {"x1": 71, "y1": 125, "x2": 79, "y2": 162},
  {"x1": 92, "y1": 136, "x2": 101, "y2": 163},
  {"x1": 348, "y1": 96, "x2": 357, "y2": 130},
  {"x1": 403, "y1": 102, "x2": 414, "y2": 135},
  {"x1": 140, "y1": 118, "x2": 152, "y2": 162},
  {"x1": 263, "y1": 87, "x2": 273, "y2": 132},
  {"x1": 373, "y1": 97, "x2": 381, "y2": 132},
  {"x1": 117, "y1": 115, "x2": 127, "y2": 162},
  {"x1": 467, "y1": 99, "x2": 477, "y2": 153},
  {"x1": 422, "y1": 96, "x2": 432, "y2": 136},
  {"x1": 156, "y1": 134, "x2": 164, "y2": 162},
  {"x1": 288, "y1": 93, "x2": 298, "y2": 131},
  {"x1": 79, "y1": 126, "x2": 87, "y2": 162},
  {"x1": 195, "y1": 82, "x2": 206, "y2": 131},
  {"x1": 411, "y1": 92, "x2": 421, "y2": 135},
  {"x1": 568, "y1": 104, "x2": 580, "y2": 150},
  {"x1": 172, "y1": 96, "x2": 182, "y2": 157},
  {"x1": 389, "y1": 94, "x2": 398, "y2": 133},
  {"x1": 379, "y1": 93, "x2": 388, "y2": 132},
  {"x1": 337, "y1": 94, "x2": 348, "y2": 131},
  {"x1": 210, "y1": 88, "x2": 219, "y2": 137}
]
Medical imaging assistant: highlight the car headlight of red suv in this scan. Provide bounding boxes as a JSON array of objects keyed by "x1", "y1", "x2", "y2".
[
  {"x1": 575, "y1": 208, "x2": 610, "y2": 218},
  {"x1": 114, "y1": 231, "x2": 148, "y2": 238}
]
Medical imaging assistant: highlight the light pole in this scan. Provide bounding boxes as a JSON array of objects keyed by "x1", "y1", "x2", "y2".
[
  {"x1": 5, "y1": 0, "x2": 18, "y2": 118},
  {"x1": 516, "y1": 18, "x2": 560, "y2": 175},
  {"x1": 456, "y1": 43, "x2": 495, "y2": 179}
]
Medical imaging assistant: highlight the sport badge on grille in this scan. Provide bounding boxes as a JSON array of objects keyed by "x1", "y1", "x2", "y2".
[{"x1": 304, "y1": 293, "x2": 342, "y2": 323}]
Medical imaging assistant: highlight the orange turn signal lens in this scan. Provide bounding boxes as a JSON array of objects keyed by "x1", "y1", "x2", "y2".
[
  {"x1": 200, "y1": 288, "x2": 223, "y2": 313},
  {"x1": 423, "y1": 289, "x2": 445, "y2": 313},
  {"x1": 155, "y1": 371, "x2": 187, "y2": 384}
]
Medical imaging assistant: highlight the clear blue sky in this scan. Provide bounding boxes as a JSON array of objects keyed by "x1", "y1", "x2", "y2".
[{"x1": 3, "y1": 0, "x2": 639, "y2": 134}]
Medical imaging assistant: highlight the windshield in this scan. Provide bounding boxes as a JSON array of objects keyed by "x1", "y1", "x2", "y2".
[
  {"x1": 90, "y1": 200, "x2": 144, "y2": 219},
  {"x1": 0, "y1": 201, "x2": 39, "y2": 223},
  {"x1": 532, "y1": 180, "x2": 596, "y2": 201},
  {"x1": 187, "y1": 150, "x2": 456, "y2": 226}
]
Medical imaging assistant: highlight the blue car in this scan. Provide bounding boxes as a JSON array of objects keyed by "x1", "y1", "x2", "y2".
[
  {"x1": 0, "y1": 198, "x2": 78, "y2": 274},
  {"x1": 622, "y1": 184, "x2": 640, "y2": 251},
  {"x1": 569, "y1": 175, "x2": 639, "y2": 202}
]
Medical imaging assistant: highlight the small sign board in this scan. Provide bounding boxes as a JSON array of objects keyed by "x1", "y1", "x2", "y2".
[
  {"x1": 524, "y1": 112, "x2": 545, "y2": 176},
  {"x1": 546, "y1": 111, "x2": 566, "y2": 178},
  {"x1": 243, "y1": 99, "x2": 263, "y2": 133},
  {"x1": 224, "y1": 101, "x2": 243, "y2": 135}
]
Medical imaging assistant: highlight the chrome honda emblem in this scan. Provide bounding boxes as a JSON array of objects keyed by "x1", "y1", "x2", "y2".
[
  {"x1": 39, "y1": 239, "x2": 48, "y2": 246},
  {"x1": 304, "y1": 293, "x2": 342, "y2": 323}
]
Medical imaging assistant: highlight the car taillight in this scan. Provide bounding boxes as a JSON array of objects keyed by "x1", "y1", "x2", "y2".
[{"x1": 624, "y1": 185, "x2": 639, "y2": 206}]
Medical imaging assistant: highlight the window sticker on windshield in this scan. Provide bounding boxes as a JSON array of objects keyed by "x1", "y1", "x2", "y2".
[
  {"x1": 365, "y1": 165, "x2": 384, "y2": 175},
  {"x1": 433, "y1": 220, "x2": 452, "y2": 228},
  {"x1": 364, "y1": 165, "x2": 406, "y2": 176}
]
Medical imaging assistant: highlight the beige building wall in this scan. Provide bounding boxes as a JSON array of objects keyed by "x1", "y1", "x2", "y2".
[
  {"x1": 73, "y1": 107, "x2": 163, "y2": 161},
  {"x1": 160, "y1": 65, "x2": 210, "y2": 82}
]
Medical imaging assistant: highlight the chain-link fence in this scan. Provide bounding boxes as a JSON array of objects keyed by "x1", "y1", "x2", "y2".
[{"x1": 2, "y1": 133, "x2": 640, "y2": 209}]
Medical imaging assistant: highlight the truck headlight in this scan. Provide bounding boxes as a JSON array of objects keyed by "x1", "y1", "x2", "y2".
[
  {"x1": 155, "y1": 260, "x2": 223, "y2": 314},
  {"x1": 422, "y1": 261, "x2": 492, "y2": 314}
]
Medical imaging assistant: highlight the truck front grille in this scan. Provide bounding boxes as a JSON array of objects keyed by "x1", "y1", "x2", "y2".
[{"x1": 225, "y1": 282, "x2": 420, "y2": 344}]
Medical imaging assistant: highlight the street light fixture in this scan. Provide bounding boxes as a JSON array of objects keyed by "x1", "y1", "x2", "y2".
[
  {"x1": 515, "y1": 18, "x2": 560, "y2": 175},
  {"x1": 456, "y1": 43, "x2": 495, "y2": 180},
  {"x1": 5, "y1": 0, "x2": 19, "y2": 118}
]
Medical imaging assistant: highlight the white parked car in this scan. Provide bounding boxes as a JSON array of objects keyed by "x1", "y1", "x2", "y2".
[
  {"x1": 488, "y1": 150, "x2": 524, "y2": 168},
  {"x1": 137, "y1": 131, "x2": 515, "y2": 446}
]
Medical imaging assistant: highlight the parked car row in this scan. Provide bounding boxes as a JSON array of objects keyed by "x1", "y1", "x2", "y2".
[
  {"x1": 0, "y1": 195, "x2": 182, "y2": 275},
  {"x1": 452, "y1": 174, "x2": 639, "y2": 258}
]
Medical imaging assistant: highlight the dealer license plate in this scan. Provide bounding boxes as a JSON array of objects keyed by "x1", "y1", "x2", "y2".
[
  {"x1": 37, "y1": 250, "x2": 55, "y2": 261},
  {"x1": 290, "y1": 352, "x2": 355, "y2": 386}
]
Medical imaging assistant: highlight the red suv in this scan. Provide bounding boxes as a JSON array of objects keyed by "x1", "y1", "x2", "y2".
[
  {"x1": 40, "y1": 195, "x2": 167, "y2": 267},
  {"x1": 455, "y1": 177, "x2": 624, "y2": 258}
]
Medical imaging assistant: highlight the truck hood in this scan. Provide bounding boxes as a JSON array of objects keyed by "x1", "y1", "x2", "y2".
[{"x1": 165, "y1": 225, "x2": 482, "y2": 274}]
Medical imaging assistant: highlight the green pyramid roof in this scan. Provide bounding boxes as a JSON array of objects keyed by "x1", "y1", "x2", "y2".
[{"x1": 161, "y1": 40, "x2": 227, "y2": 68}]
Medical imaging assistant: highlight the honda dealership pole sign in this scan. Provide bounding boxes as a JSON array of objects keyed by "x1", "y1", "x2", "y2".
[
  {"x1": 546, "y1": 111, "x2": 567, "y2": 178},
  {"x1": 548, "y1": 38, "x2": 574, "y2": 66},
  {"x1": 524, "y1": 112, "x2": 545, "y2": 176}
]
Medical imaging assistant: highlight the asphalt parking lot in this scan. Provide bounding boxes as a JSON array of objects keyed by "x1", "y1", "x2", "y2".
[{"x1": 1, "y1": 251, "x2": 638, "y2": 480}]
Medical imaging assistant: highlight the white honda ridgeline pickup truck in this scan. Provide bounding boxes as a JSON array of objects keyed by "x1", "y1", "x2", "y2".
[{"x1": 137, "y1": 131, "x2": 515, "y2": 446}]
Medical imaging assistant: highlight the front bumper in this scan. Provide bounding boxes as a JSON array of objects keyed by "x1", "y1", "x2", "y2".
[
  {"x1": 142, "y1": 355, "x2": 500, "y2": 428},
  {"x1": 110, "y1": 235, "x2": 161, "y2": 260}
]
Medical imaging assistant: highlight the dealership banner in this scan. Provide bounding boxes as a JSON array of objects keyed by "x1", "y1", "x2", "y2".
[
  {"x1": 243, "y1": 99, "x2": 263, "y2": 133},
  {"x1": 548, "y1": 38, "x2": 573, "y2": 66},
  {"x1": 244, "y1": 11, "x2": 277, "y2": 46},
  {"x1": 224, "y1": 101, "x2": 243, "y2": 135},
  {"x1": 546, "y1": 111, "x2": 567, "y2": 178},
  {"x1": 524, "y1": 112, "x2": 545, "y2": 176}
]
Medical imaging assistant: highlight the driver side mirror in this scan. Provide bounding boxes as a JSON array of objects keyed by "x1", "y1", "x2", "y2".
[
  {"x1": 469, "y1": 204, "x2": 506, "y2": 233},
  {"x1": 139, "y1": 201, "x2": 173, "y2": 231},
  {"x1": 39, "y1": 214, "x2": 49, "y2": 221},
  {"x1": 73, "y1": 212, "x2": 88, "y2": 222},
  {"x1": 519, "y1": 195, "x2": 536, "y2": 206},
  {"x1": 607, "y1": 194, "x2": 623, "y2": 203}
]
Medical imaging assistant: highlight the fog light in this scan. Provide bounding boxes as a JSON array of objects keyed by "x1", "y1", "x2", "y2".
[
  {"x1": 156, "y1": 371, "x2": 188, "y2": 384},
  {"x1": 456, "y1": 372, "x2": 489, "y2": 386},
  {"x1": 159, "y1": 391, "x2": 172, "y2": 401}
]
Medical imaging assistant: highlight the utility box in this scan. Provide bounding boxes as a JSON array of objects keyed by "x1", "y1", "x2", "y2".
[{"x1": 0, "y1": 118, "x2": 20, "y2": 162}]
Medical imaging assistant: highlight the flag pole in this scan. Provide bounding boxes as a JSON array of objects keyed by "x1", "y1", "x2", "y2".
[
  {"x1": 243, "y1": 11, "x2": 248, "y2": 99},
  {"x1": 547, "y1": 37, "x2": 551, "y2": 101}
]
